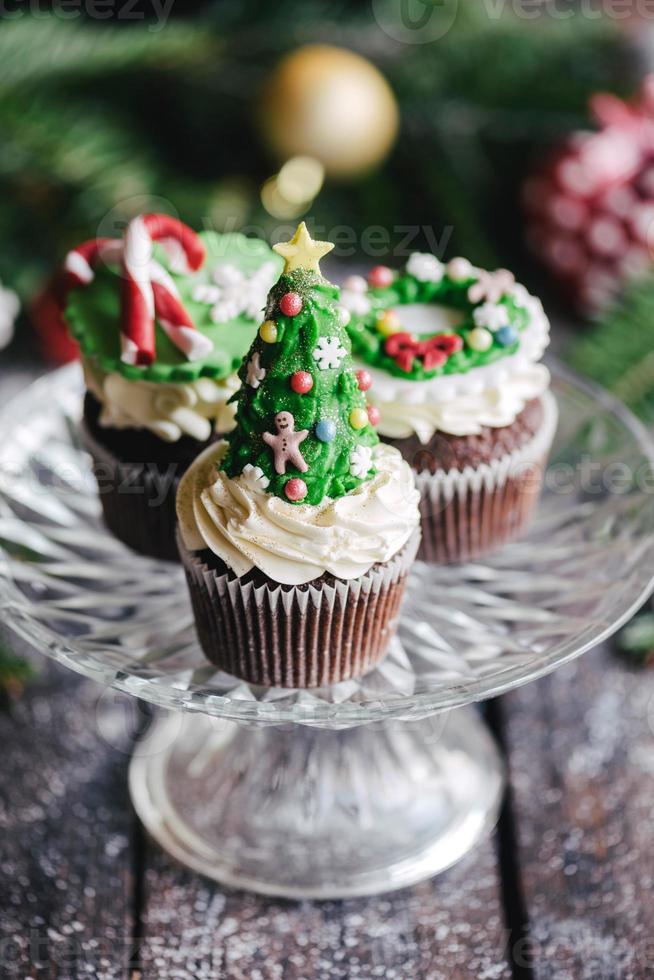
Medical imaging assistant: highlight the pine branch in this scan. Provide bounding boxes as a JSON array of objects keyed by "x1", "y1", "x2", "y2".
[
  {"x1": 0, "y1": 91, "x2": 155, "y2": 192},
  {"x1": 569, "y1": 277, "x2": 654, "y2": 425},
  {"x1": 0, "y1": 17, "x2": 213, "y2": 91}
]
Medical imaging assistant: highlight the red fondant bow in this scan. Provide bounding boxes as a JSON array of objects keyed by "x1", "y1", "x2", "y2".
[{"x1": 384, "y1": 331, "x2": 463, "y2": 373}]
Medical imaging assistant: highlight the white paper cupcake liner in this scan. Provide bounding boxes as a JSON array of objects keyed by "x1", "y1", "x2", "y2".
[
  {"x1": 415, "y1": 391, "x2": 558, "y2": 563},
  {"x1": 178, "y1": 528, "x2": 420, "y2": 689}
]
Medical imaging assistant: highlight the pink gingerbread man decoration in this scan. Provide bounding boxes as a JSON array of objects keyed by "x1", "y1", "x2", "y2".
[{"x1": 263, "y1": 412, "x2": 309, "y2": 475}]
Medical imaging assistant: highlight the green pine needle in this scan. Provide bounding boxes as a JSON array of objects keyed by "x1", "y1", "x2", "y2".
[
  {"x1": 570, "y1": 276, "x2": 654, "y2": 425},
  {"x1": 0, "y1": 18, "x2": 210, "y2": 92}
]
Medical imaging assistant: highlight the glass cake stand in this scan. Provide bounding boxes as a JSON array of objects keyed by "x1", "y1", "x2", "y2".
[{"x1": 1, "y1": 362, "x2": 653, "y2": 899}]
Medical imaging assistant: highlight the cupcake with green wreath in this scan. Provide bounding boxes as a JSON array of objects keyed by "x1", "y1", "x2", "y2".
[
  {"x1": 176, "y1": 223, "x2": 421, "y2": 688},
  {"x1": 339, "y1": 253, "x2": 557, "y2": 562},
  {"x1": 62, "y1": 213, "x2": 282, "y2": 561}
]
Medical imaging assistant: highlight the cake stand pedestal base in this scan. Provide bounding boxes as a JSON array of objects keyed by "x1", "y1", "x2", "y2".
[{"x1": 128, "y1": 707, "x2": 505, "y2": 899}]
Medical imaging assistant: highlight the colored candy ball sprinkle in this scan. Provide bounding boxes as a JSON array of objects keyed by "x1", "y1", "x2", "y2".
[
  {"x1": 447, "y1": 257, "x2": 474, "y2": 282},
  {"x1": 342, "y1": 274, "x2": 367, "y2": 293},
  {"x1": 356, "y1": 368, "x2": 373, "y2": 392},
  {"x1": 290, "y1": 370, "x2": 313, "y2": 394},
  {"x1": 368, "y1": 265, "x2": 393, "y2": 289},
  {"x1": 495, "y1": 325, "x2": 518, "y2": 347},
  {"x1": 376, "y1": 309, "x2": 402, "y2": 337},
  {"x1": 467, "y1": 326, "x2": 493, "y2": 352},
  {"x1": 285, "y1": 478, "x2": 308, "y2": 502},
  {"x1": 349, "y1": 407, "x2": 369, "y2": 430},
  {"x1": 279, "y1": 291, "x2": 303, "y2": 316},
  {"x1": 367, "y1": 405, "x2": 381, "y2": 427},
  {"x1": 316, "y1": 419, "x2": 336, "y2": 443},
  {"x1": 259, "y1": 320, "x2": 278, "y2": 343}
]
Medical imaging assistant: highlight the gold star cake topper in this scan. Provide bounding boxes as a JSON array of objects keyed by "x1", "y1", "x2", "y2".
[{"x1": 273, "y1": 222, "x2": 334, "y2": 275}]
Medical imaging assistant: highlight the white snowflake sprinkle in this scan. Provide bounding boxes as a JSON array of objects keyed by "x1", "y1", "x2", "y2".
[
  {"x1": 472, "y1": 302, "x2": 510, "y2": 332},
  {"x1": 212, "y1": 263, "x2": 244, "y2": 287},
  {"x1": 240, "y1": 464, "x2": 270, "y2": 494},
  {"x1": 406, "y1": 252, "x2": 444, "y2": 284},
  {"x1": 192, "y1": 284, "x2": 221, "y2": 304},
  {"x1": 350, "y1": 444, "x2": 374, "y2": 479},
  {"x1": 193, "y1": 260, "x2": 278, "y2": 324},
  {"x1": 468, "y1": 268, "x2": 515, "y2": 304},
  {"x1": 211, "y1": 299, "x2": 241, "y2": 324},
  {"x1": 246, "y1": 351, "x2": 266, "y2": 389},
  {"x1": 312, "y1": 336, "x2": 348, "y2": 371}
]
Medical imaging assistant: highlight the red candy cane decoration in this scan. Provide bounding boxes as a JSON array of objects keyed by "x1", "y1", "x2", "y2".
[
  {"x1": 63, "y1": 213, "x2": 212, "y2": 366},
  {"x1": 63, "y1": 238, "x2": 124, "y2": 289},
  {"x1": 121, "y1": 214, "x2": 211, "y2": 366},
  {"x1": 150, "y1": 262, "x2": 213, "y2": 363},
  {"x1": 121, "y1": 216, "x2": 156, "y2": 365}
]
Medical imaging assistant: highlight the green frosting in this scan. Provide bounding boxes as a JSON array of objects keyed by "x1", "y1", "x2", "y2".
[
  {"x1": 65, "y1": 231, "x2": 284, "y2": 383},
  {"x1": 344, "y1": 261, "x2": 529, "y2": 381},
  {"x1": 223, "y1": 269, "x2": 379, "y2": 506}
]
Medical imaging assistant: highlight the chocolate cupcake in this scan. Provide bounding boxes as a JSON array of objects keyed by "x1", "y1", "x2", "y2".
[
  {"x1": 176, "y1": 223, "x2": 420, "y2": 688},
  {"x1": 341, "y1": 253, "x2": 557, "y2": 562},
  {"x1": 62, "y1": 214, "x2": 282, "y2": 560}
]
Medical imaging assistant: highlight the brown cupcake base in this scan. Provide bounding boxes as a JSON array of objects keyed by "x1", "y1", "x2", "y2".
[
  {"x1": 386, "y1": 393, "x2": 558, "y2": 564},
  {"x1": 177, "y1": 529, "x2": 420, "y2": 689},
  {"x1": 82, "y1": 422, "x2": 183, "y2": 561},
  {"x1": 414, "y1": 452, "x2": 548, "y2": 563},
  {"x1": 81, "y1": 394, "x2": 218, "y2": 562}
]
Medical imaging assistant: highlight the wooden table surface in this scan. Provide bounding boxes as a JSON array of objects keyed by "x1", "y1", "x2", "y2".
[{"x1": 1, "y1": 360, "x2": 654, "y2": 980}]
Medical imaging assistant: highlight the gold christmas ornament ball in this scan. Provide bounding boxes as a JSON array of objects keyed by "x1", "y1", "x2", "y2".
[{"x1": 259, "y1": 45, "x2": 399, "y2": 179}]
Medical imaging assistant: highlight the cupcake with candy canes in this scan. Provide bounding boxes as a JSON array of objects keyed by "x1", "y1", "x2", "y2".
[
  {"x1": 176, "y1": 223, "x2": 420, "y2": 688},
  {"x1": 63, "y1": 213, "x2": 282, "y2": 560},
  {"x1": 340, "y1": 253, "x2": 557, "y2": 562}
]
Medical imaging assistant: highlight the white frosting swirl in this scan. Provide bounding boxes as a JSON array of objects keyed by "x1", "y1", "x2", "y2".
[
  {"x1": 374, "y1": 364, "x2": 551, "y2": 444},
  {"x1": 83, "y1": 358, "x2": 239, "y2": 442},
  {"x1": 177, "y1": 442, "x2": 420, "y2": 586}
]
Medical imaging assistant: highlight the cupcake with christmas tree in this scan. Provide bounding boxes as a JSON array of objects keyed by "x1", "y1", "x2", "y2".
[
  {"x1": 62, "y1": 213, "x2": 282, "y2": 560},
  {"x1": 340, "y1": 254, "x2": 557, "y2": 562},
  {"x1": 176, "y1": 223, "x2": 420, "y2": 688}
]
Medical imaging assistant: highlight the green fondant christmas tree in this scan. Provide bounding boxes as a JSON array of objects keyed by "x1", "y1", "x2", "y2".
[{"x1": 222, "y1": 223, "x2": 380, "y2": 506}]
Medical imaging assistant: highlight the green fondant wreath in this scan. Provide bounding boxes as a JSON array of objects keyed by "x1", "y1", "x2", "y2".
[{"x1": 342, "y1": 255, "x2": 530, "y2": 381}]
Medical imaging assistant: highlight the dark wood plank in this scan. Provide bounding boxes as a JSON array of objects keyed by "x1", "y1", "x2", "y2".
[
  {"x1": 138, "y1": 834, "x2": 510, "y2": 979},
  {"x1": 502, "y1": 642, "x2": 654, "y2": 979},
  {"x1": 0, "y1": 632, "x2": 137, "y2": 979}
]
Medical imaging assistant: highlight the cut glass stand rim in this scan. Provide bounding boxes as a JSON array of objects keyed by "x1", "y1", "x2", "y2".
[{"x1": 0, "y1": 361, "x2": 653, "y2": 726}]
